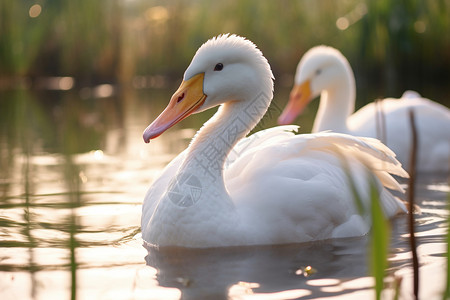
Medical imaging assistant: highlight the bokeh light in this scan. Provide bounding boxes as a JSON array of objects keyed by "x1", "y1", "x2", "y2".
[{"x1": 29, "y1": 4, "x2": 42, "y2": 18}]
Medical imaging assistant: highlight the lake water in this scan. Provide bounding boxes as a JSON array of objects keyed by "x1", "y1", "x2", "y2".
[{"x1": 0, "y1": 86, "x2": 449, "y2": 299}]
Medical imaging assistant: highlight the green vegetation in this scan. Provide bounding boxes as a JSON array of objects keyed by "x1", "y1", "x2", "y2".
[
  {"x1": 343, "y1": 158, "x2": 391, "y2": 300},
  {"x1": 1, "y1": 0, "x2": 449, "y2": 105},
  {"x1": 0, "y1": 1, "x2": 121, "y2": 83},
  {"x1": 444, "y1": 193, "x2": 450, "y2": 300},
  {"x1": 369, "y1": 183, "x2": 391, "y2": 300}
]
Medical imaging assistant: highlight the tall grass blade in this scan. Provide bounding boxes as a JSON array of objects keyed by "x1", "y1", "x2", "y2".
[
  {"x1": 369, "y1": 182, "x2": 390, "y2": 300},
  {"x1": 444, "y1": 193, "x2": 450, "y2": 300},
  {"x1": 408, "y1": 109, "x2": 419, "y2": 299},
  {"x1": 341, "y1": 154, "x2": 390, "y2": 300}
]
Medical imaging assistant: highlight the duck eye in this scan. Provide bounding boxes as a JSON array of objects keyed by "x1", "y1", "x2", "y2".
[
  {"x1": 214, "y1": 63, "x2": 224, "y2": 71},
  {"x1": 315, "y1": 69, "x2": 322, "y2": 76}
]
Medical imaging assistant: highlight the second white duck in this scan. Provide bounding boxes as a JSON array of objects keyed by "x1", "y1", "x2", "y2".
[{"x1": 278, "y1": 46, "x2": 450, "y2": 173}]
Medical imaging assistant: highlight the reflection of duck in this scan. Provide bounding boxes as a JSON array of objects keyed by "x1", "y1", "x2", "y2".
[
  {"x1": 145, "y1": 238, "x2": 370, "y2": 299},
  {"x1": 141, "y1": 34, "x2": 407, "y2": 248},
  {"x1": 278, "y1": 46, "x2": 450, "y2": 173}
]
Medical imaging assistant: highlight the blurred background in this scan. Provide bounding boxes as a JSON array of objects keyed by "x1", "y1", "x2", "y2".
[
  {"x1": 1, "y1": 0, "x2": 449, "y2": 96},
  {"x1": 1, "y1": 0, "x2": 449, "y2": 155}
]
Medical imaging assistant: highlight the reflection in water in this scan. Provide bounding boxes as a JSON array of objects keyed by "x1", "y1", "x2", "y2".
[
  {"x1": 146, "y1": 238, "x2": 370, "y2": 299},
  {"x1": 0, "y1": 88, "x2": 448, "y2": 299},
  {"x1": 23, "y1": 148, "x2": 37, "y2": 299},
  {"x1": 0, "y1": 88, "x2": 150, "y2": 299}
]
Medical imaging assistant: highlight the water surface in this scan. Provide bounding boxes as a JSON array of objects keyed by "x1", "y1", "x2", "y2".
[{"x1": 0, "y1": 88, "x2": 448, "y2": 299}]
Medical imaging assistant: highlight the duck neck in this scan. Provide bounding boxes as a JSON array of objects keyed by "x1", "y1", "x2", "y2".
[
  {"x1": 179, "y1": 94, "x2": 270, "y2": 189},
  {"x1": 312, "y1": 71, "x2": 356, "y2": 134}
]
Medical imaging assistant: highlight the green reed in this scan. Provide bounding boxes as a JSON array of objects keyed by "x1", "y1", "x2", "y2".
[
  {"x1": 343, "y1": 159, "x2": 390, "y2": 300},
  {"x1": 1, "y1": 0, "x2": 449, "y2": 107},
  {"x1": 444, "y1": 193, "x2": 450, "y2": 300}
]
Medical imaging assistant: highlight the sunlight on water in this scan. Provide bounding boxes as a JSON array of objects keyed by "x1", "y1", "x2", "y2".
[
  {"x1": 229, "y1": 283, "x2": 312, "y2": 299},
  {"x1": 0, "y1": 88, "x2": 449, "y2": 299}
]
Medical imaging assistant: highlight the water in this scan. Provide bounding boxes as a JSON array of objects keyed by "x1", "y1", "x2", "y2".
[{"x1": 0, "y1": 87, "x2": 448, "y2": 299}]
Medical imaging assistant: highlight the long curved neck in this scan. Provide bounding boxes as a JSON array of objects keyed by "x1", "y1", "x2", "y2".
[
  {"x1": 180, "y1": 95, "x2": 270, "y2": 187},
  {"x1": 312, "y1": 68, "x2": 356, "y2": 134}
]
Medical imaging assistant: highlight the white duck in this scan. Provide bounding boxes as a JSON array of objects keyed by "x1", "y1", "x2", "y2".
[
  {"x1": 142, "y1": 34, "x2": 407, "y2": 248},
  {"x1": 278, "y1": 46, "x2": 450, "y2": 173}
]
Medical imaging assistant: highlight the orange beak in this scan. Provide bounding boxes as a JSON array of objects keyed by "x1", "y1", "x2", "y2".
[
  {"x1": 277, "y1": 80, "x2": 311, "y2": 125},
  {"x1": 143, "y1": 73, "x2": 206, "y2": 143}
]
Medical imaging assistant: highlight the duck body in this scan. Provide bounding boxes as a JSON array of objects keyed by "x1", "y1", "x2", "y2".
[
  {"x1": 142, "y1": 127, "x2": 405, "y2": 248},
  {"x1": 348, "y1": 96, "x2": 450, "y2": 172},
  {"x1": 142, "y1": 35, "x2": 406, "y2": 248},
  {"x1": 278, "y1": 46, "x2": 450, "y2": 173}
]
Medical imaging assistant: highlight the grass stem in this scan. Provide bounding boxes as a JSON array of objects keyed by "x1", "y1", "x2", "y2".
[{"x1": 408, "y1": 109, "x2": 419, "y2": 299}]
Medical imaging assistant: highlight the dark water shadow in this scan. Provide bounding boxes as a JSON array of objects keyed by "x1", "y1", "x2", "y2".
[{"x1": 145, "y1": 237, "x2": 372, "y2": 300}]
